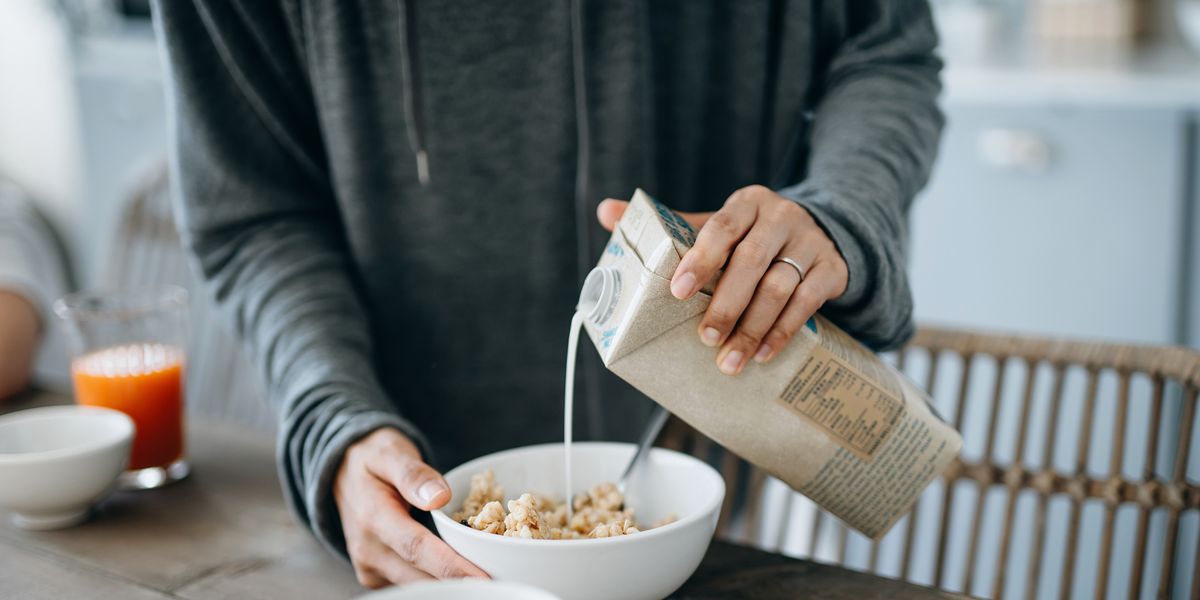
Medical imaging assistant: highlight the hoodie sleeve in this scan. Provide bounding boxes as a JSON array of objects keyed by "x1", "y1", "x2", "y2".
[
  {"x1": 153, "y1": 0, "x2": 431, "y2": 559},
  {"x1": 778, "y1": 0, "x2": 944, "y2": 351}
]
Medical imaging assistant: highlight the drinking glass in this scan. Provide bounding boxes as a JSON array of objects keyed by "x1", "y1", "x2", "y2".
[{"x1": 53, "y1": 285, "x2": 190, "y2": 489}]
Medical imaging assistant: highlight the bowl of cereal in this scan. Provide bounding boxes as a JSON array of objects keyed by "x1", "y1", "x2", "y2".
[{"x1": 431, "y1": 442, "x2": 724, "y2": 600}]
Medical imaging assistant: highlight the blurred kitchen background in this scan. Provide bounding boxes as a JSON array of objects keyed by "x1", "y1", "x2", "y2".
[
  {"x1": 2, "y1": 0, "x2": 1199, "y2": 598},
  {"x1": 917, "y1": 0, "x2": 1200, "y2": 350},
  {"x1": 7, "y1": 0, "x2": 1199, "y2": 351}
]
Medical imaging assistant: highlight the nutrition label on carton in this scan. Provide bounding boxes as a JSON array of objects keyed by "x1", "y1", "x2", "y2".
[{"x1": 776, "y1": 345, "x2": 905, "y2": 461}]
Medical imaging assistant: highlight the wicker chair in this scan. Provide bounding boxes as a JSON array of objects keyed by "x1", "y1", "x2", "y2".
[
  {"x1": 660, "y1": 326, "x2": 1200, "y2": 599},
  {"x1": 103, "y1": 165, "x2": 273, "y2": 431}
]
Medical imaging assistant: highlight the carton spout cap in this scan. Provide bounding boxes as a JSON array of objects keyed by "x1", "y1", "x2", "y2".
[{"x1": 578, "y1": 267, "x2": 621, "y2": 326}]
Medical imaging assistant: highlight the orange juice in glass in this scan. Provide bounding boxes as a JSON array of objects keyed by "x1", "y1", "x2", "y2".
[{"x1": 54, "y1": 286, "x2": 190, "y2": 489}]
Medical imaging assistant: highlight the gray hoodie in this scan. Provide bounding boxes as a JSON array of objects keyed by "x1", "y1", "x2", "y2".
[{"x1": 153, "y1": 0, "x2": 943, "y2": 559}]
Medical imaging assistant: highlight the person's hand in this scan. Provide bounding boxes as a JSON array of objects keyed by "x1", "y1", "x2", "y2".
[
  {"x1": 334, "y1": 427, "x2": 489, "y2": 588},
  {"x1": 596, "y1": 185, "x2": 848, "y2": 375},
  {"x1": 0, "y1": 290, "x2": 40, "y2": 401}
]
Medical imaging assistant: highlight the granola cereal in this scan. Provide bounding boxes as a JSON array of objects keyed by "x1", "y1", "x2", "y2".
[
  {"x1": 465, "y1": 500, "x2": 505, "y2": 535},
  {"x1": 574, "y1": 482, "x2": 623, "y2": 512},
  {"x1": 453, "y1": 469, "x2": 671, "y2": 540},
  {"x1": 452, "y1": 470, "x2": 504, "y2": 522},
  {"x1": 503, "y1": 493, "x2": 549, "y2": 539},
  {"x1": 588, "y1": 519, "x2": 639, "y2": 538}
]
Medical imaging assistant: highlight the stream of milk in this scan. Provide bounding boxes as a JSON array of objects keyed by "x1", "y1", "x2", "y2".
[{"x1": 563, "y1": 311, "x2": 585, "y2": 521}]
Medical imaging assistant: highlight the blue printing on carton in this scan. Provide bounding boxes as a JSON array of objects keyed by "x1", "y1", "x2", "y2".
[
  {"x1": 650, "y1": 198, "x2": 697, "y2": 247},
  {"x1": 601, "y1": 327, "x2": 617, "y2": 349}
]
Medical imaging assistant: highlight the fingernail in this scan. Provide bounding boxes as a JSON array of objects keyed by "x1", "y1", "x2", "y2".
[
  {"x1": 418, "y1": 480, "x2": 449, "y2": 504},
  {"x1": 754, "y1": 343, "x2": 771, "y2": 363},
  {"x1": 671, "y1": 272, "x2": 697, "y2": 299},
  {"x1": 700, "y1": 327, "x2": 721, "y2": 347},
  {"x1": 719, "y1": 350, "x2": 744, "y2": 375}
]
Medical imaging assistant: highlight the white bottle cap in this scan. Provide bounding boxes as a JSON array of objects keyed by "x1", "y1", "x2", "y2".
[{"x1": 577, "y1": 267, "x2": 621, "y2": 326}]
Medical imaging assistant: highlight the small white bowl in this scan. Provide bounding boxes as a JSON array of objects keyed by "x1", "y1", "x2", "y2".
[
  {"x1": 0, "y1": 405, "x2": 134, "y2": 530},
  {"x1": 432, "y1": 442, "x2": 724, "y2": 600},
  {"x1": 357, "y1": 579, "x2": 561, "y2": 600}
]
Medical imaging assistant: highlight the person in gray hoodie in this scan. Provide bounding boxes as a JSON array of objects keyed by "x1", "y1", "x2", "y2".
[{"x1": 153, "y1": 0, "x2": 943, "y2": 586}]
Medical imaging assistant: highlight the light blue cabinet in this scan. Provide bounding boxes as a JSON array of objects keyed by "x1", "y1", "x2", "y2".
[{"x1": 910, "y1": 102, "x2": 1191, "y2": 346}]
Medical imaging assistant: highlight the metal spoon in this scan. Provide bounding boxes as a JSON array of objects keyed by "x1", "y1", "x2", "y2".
[
  {"x1": 567, "y1": 405, "x2": 669, "y2": 521},
  {"x1": 617, "y1": 405, "x2": 671, "y2": 496}
]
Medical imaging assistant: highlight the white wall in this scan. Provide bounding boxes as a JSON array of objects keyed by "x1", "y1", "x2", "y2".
[{"x1": 0, "y1": 0, "x2": 82, "y2": 246}]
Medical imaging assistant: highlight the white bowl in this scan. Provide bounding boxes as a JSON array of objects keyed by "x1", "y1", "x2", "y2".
[
  {"x1": 0, "y1": 405, "x2": 134, "y2": 529},
  {"x1": 432, "y1": 442, "x2": 724, "y2": 600},
  {"x1": 357, "y1": 579, "x2": 561, "y2": 600}
]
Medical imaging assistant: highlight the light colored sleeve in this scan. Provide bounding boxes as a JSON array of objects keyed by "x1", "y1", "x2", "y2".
[{"x1": 0, "y1": 180, "x2": 72, "y2": 389}]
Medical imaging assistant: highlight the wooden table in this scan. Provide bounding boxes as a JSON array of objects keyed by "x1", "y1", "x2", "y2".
[{"x1": 0, "y1": 391, "x2": 968, "y2": 599}]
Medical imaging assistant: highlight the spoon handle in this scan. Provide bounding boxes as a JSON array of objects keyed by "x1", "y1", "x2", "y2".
[{"x1": 618, "y1": 405, "x2": 671, "y2": 495}]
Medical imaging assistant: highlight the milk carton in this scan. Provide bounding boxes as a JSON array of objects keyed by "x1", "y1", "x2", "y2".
[{"x1": 577, "y1": 189, "x2": 962, "y2": 539}]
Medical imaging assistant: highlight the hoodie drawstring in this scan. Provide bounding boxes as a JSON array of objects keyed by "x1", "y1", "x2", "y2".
[
  {"x1": 397, "y1": 0, "x2": 430, "y2": 185},
  {"x1": 395, "y1": 0, "x2": 605, "y2": 435}
]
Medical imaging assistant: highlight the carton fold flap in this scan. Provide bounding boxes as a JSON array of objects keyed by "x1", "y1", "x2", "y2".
[{"x1": 606, "y1": 271, "x2": 709, "y2": 366}]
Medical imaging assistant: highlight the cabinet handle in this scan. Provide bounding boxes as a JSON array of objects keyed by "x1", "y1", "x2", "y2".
[{"x1": 976, "y1": 128, "x2": 1053, "y2": 173}]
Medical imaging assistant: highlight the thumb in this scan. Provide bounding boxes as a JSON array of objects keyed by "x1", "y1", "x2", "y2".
[
  {"x1": 597, "y1": 198, "x2": 711, "y2": 233},
  {"x1": 596, "y1": 198, "x2": 627, "y2": 232},
  {"x1": 374, "y1": 451, "x2": 452, "y2": 511},
  {"x1": 678, "y1": 210, "x2": 711, "y2": 231}
]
